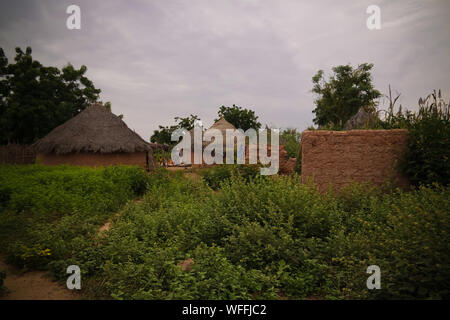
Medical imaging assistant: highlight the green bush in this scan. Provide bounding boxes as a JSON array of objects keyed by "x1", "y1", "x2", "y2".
[
  {"x1": 0, "y1": 164, "x2": 149, "y2": 271},
  {"x1": 380, "y1": 90, "x2": 450, "y2": 187},
  {"x1": 403, "y1": 93, "x2": 450, "y2": 186},
  {"x1": 329, "y1": 183, "x2": 450, "y2": 299},
  {"x1": 281, "y1": 129, "x2": 301, "y2": 159},
  {"x1": 1, "y1": 165, "x2": 448, "y2": 299},
  {"x1": 92, "y1": 173, "x2": 449, "y2": 299},
  {"x1": 199, "y1": 164, "x2": 260, "y2": 190}
]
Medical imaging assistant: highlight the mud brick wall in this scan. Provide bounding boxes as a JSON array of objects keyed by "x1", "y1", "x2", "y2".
[{"x1": 301, "y1": 130, "x2": 410, "y2": 191}]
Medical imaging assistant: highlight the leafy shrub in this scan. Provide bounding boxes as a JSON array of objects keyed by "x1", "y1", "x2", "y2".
[
  {"x1": 280, "y1": 129, "x2": 301, "y2": 159},
  {"x1": 294, "y1": 144, "x2": 302, "y2": 175},
  {"x1": 93, "y1": 173, "x2": 450, "y2": 299},
  {"x1": 403, "y1": 92, "x2": 450, "y2": 186},
  {"x1": 199, "y1": 164, "x2": 260, "y2": 189},
  {"x1": 102, "y1": 165, "x2": 149, "y2": 196},
  {"x1": 329, "y1": 183, "x2": 450, "y2": 299},
  {"x1": 0, "y1": 164, "x2": 149, "y2": 271},
  {"x1": 379, "y1": 90, "x2": 450, "y2": 186},
  {"x1": 1, "y1": 165, "x2": 448, "y2": 299}
]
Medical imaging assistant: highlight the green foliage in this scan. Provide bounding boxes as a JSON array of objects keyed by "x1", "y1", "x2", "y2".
[
  {"x1": 312, "y1": 63, "x2": 381, "y2": 128},
  {"x1": 294, "y1": 145, "x2": 302, "y2": 175},
  {"x1": 281, "y1": 128, "x2": 301, "y2": 158},
  {"x1": 279, "y1": 128, "x2": 302, "y2": 174},
  {"x1": 153, "y1": 149, "x2": 172, "y2": 166},
  {"x1": 217, "y1": 104, "x2": 261, "y2": 131},
  {"x1": 0, "y1": 166, "x2": 448, "y2": 299},
  {"x1": 403, "y1": 92, "x2": 449, "y2": 186},
  {"x1": 150, "y1": 114, "x2": 200, "y2": 145},
  {"x1": 0, "y1": 165, "x2": 149, "y2": 271},
  {"x1": 330, "y1": 183, "x2": 450, "y2": 299},
  {"x1": 90, "y1": 173, "x2": 449, "y2": 299},
  {"x1": 0, "y1": 47, "x2": 101, "y2": 144},
  {"x1": 379, "y1": 90, "x2": 450, "y2": 187},
  {"x1": 199, "y1": 164, "x2": 260, "y2": 190}
]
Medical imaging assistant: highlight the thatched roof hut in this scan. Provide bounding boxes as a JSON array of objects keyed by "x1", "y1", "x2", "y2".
[
  {"x1": 203, "y1": 116, "x2": 244, "y2": 162},
  {"x1": 34, "y1": 103, "x2": 154, "y2": 170},
  {"x1": 206, "y1": 116, "x2": 237, "y2": 136},
  {"x1": 203, "y1": 116, "x2": 240, "y2": 147}
]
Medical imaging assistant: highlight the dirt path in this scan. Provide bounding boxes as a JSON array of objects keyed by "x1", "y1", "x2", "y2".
[{"x1": 0, "y1": 255, "x2": 79, "y2": 300}]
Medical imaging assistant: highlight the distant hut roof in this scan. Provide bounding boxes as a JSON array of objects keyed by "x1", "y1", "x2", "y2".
[
  {"x1": 207, "y1": 116, "x2": 237, "y2": 134},
  {"x1": 204, "y1": 116, "x2": 241, "y2": 149},
  {"x1": 34, "y1": 103, "x2": 152, "y2": 154}
]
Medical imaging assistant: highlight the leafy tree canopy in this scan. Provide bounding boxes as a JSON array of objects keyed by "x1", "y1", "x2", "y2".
[
  {"x1": 311, "y1": 63, "x2": 381, "y2": 128},
  {"x1": 0, "y1": 47, "x2": 101, "y2": 144},
  {"x1": 280, "y1": 128, "x2": 301, "y2": 158},
  {"x1": 150, "y1": 114, "x2": 200, "y2": 145},
  {"x1": 216, "y1": 104, "x2": 261, "y2": 131}
]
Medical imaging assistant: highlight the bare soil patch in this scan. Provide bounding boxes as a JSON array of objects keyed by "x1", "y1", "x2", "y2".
[{"x1": 0, "y1": 255, "x2": 79, "y2": 300}]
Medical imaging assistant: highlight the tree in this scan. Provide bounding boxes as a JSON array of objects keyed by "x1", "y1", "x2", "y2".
[
  {"x1": 173, "y1": 114, "x2": 200, "y2": 131},
  {"x1": 216, "y1": 104, "x2": 261, "y2": 131},
  {"x1": 311, "y1": 63, "x2": 381, "y2": 128},
  {"x1": 280, "y1": 128, "x2": 301, "y2": 158},
  {"x1": 150, "y1": 114, "x2": 200, "y2": 145},
  {"x1": 0, "y1": 47, "x2": 101, "y2": 144}
]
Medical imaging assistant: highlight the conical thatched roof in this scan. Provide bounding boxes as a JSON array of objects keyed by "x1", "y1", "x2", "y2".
[
  {"x1": 207, "y1": 116, "x2": 237, "y2": 134},
  {"x1": 34, "y1": 103, "x2": 152, "y2": 154},
  {"x1": 203, "y1": 116, "x2": 241, "y2": 149}
]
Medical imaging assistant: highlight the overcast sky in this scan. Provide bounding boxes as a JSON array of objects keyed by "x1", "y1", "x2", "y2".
[{"x1": 1, "y1": 0, "x2": 449, "y2": 139}]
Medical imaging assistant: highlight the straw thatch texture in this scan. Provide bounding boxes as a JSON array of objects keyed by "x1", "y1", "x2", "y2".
[
  {"x1": 206, "y1": 116, "x2": 237, "y2": 136},
  {"x1": 204, "y1": 116, "x2": 241, "y2": 148},
  {"x1": 33, "y1": 103, "x2": 152, "y2": 155}
]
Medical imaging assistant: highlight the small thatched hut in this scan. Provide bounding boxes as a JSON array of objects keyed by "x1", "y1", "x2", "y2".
[
  {"x1": 205, "y1": 116, "x2": 238, "y2": 142},
  {"x1": 34, "y1": 103, "x2": 155, "y2": 170},
  {"x1": 183, "y1": 116, "x2": 241, "y2": 166}
]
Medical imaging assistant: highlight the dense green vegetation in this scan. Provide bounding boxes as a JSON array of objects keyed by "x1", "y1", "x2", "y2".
[
  {"x1": 0, "y1": 47, "x2": 102, "y2": 144},
  {"x1": 150, "y1": 114, "x2": 201, "y2": 145},
  {"x1": 100, "y1": 172, "x2": 449, "y2": 299},
  {"x1": 311, "y1": 63, "x2": 381, "y2": 128},
  {"x1": 1, "y1": 165, "x2": 448, "y2": 299},
  {"x1": 216, "y1": 104, "x2": 261, "y2": 131},
  {"x1": 0, "y1": 165, "x2": 149, "y2": 274},
  {"x1": 381, "y1": 90, "x2": 450, "y2": 187},
  {"x1": 198, "y1": 164, "x2": 260, "y2": 190},
  {"x1": 280, "y1": 128, "x2": 301, "y2": 159}
]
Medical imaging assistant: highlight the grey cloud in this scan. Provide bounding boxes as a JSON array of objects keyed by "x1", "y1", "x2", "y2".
[{"x1": 0, "y1": 0, "x2": 449, "y2": 139}]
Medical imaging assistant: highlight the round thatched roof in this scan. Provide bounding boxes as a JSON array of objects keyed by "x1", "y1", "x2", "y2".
[
  {"x1": 203, "y1": 116, "x2": 242, "y2": 149},
  {"x1": 34, "y1": 103, "x2": 152, "y2": 154},
  {"x1": 179, "y1": 117, "x2": 240, "y2": 149},
  {"x1": 207, "y1": 116, "x2": 237, "y2": 134}
]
